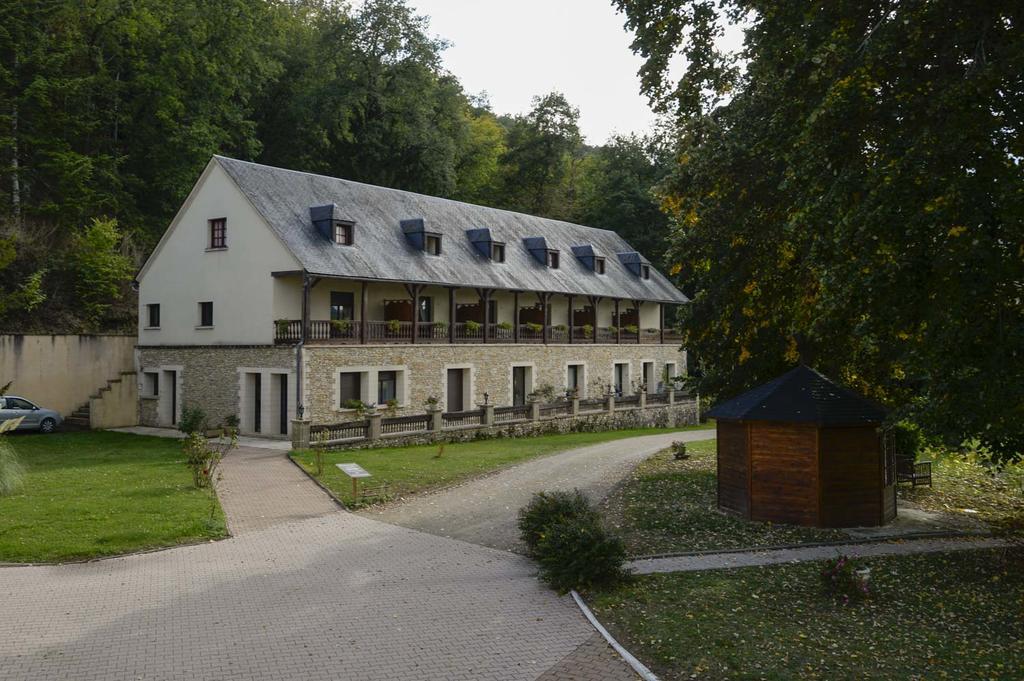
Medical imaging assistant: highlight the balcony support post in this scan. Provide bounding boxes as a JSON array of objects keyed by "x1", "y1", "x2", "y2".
[
  {"x1": 537, "y1": 292, "x2": 551, "y2": 344},
  {"x1": 477, "y1": 288, "x2": 493, "y2": 343},
  {"x1": 589, "y1": 296, "x2": 600, "y2": 343},
  {"x1": 447, "y1": 287, "x2": 456, "y2": 344},
  {"x1": 360, "y1": 281, "x2": 368, "y2": 344},
  {"x1": 567, "y1": 294, "x2": 574, "y2": 344},
  {"x1": 660, "y1": 303, "x2": 665, "y2": 344},
  {"x1": 634, "y1": 300, "x2": 643, "y2": 343},
  {"x1": 513, "y1": 291, "x2": 520, "y2": 343},
  {"x1": 614, "y1": 299, "x2": 621, "y2": 344},
  {"x1": 405, "y1": 283, "x2": 425, "y2": 344},
  {"x1": 301, "y1": 272, "x2": 310, "y2": 343}
]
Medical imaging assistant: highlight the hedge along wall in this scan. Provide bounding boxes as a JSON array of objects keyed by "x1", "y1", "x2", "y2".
[
  {"x1": 0, "y1": 334, "x2": 136, "y2": 416},
  {"x1": 313, "y1": 400, "x2": 700, "y2": 451}
]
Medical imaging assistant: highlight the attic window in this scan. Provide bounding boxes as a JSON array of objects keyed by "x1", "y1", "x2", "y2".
[
  {"x1": 333, "y1": 222, "x2": 353, "y2": 246},
  {"x1": 491, "y1": 243, "x2": 505, "y2": 262},
  {"x1": 595, "y1": 257, "x2": 606, "y2": 274},
  {"x1": 640, "y1": 264, "x2": 650, "y2": 280},
  {"x1": 209, "y1": 218, "x2": 226, "y2": 249},
  {"x1": 425, "y1": 234, "x2": 442, "y2": 255},
  {"x1": 547, "y1": 250, "x2": 560, "y2": 269}
]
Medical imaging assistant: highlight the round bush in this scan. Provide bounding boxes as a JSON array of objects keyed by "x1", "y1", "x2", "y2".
[
  {"x1": 535, "y1": 515, "x2": 628, "y2": 592},
  {"x1": 517, "y1": 489, "x2": 595, "y2": 555}
]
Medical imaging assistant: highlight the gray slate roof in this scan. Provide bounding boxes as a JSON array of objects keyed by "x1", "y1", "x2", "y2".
[
  {"x1": 216, "y1": 157, "x2": 688, "y2": 303},
  {"x1": 706, "y1": 366, "x2": 887, "y2": 426}
]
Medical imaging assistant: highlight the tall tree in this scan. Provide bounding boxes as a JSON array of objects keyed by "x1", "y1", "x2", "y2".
[
  {"x1": 575, "y1": 132, "x2": 673, "y2": 269},
  {"x1": 615, "y1": 0, "x2": 1024, "y2": 461},
  {"x1": 496, "y1": 92, "x2": 584, "y2": 219}
]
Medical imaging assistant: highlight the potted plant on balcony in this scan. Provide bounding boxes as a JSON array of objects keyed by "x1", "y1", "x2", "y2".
[
  {"x1": 274, "y1": 319, "x2": 290, "y2": 337},
  {"x1": 497, "y1": 321, "x2": 513, "y2": 331},
  {"x1": 608, "y1": 325, "x2": 618, "y2": 334},
  {"x1": 386, "y1": 319, "x2": 402, "y2": 334},
  {"x1": 330, "y1": 319, "x2": 352, "y2": 336},
  {"x1": 423, "y1": 395, "x2": 440, "y2": 411},
  {"x1": 624, "y1": 324, "x2": 639, "y2": 335},
  {"x1": 581, "y1": 323, "x2": 593, "y2": 339},
  {"x1": 385, "y1": 399, "x2": 399, "y2": 417},
  {"x1": 342, "y1": 399, "x2": 368, "y2": 418},
  {"x1": 525, "y1": 322, "x2": 543, "y2": 334},
  {"x1": 552, "y1": 324, "x2": 567, "y2": 333},
  {"x1": 465, "y1": 319, "x2": 481, "y2": 334}
]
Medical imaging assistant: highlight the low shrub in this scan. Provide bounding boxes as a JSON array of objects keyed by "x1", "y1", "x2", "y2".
[
  {"x1": 518, "y1": 489, "x2": 595, "y2": 554},
  {"x1": 821, "y1": 554, "x2": 871, "y2": 604},
  {"x1": 178, "y1": 406, "x2": 207, "y2": 435},
  {"x1": 535, "y1": 514, "x2": 629, "y2": 592}
]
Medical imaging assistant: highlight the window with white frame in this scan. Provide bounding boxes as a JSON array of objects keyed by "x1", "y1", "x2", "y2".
[
  {"x1": 664, "y1": 362, "x2": 677, "y2": 392},
  {"x1": 143, "y1": 371, "x2": 160, "y2": 397},
  {"x1": 338, "y1": 371, "x2": 365, "y2": 407}
]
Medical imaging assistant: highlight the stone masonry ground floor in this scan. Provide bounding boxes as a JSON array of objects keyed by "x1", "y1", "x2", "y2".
[{"x1": 137, "y1": 342, "x2": 686, "y2": 438}]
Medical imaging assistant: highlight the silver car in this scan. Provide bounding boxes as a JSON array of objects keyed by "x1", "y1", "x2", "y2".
[{"x1": 0, "y1": 395, "x2": 63, "y2": 433}]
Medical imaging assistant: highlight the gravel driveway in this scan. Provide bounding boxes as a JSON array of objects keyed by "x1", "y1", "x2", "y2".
[{"x1": 361, "y1": 429, "x2": 716, "y2": 551}]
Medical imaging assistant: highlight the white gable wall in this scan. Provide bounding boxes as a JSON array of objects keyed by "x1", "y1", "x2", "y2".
[{"x1": 138, "y1": 161, "x2": 301, "y2": 346}]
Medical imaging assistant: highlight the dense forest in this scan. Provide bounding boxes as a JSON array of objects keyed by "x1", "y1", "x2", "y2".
[
  {"x1": 0, "y1": 0, "x2": 672, "y2": 333},
  {"x1": 3, "y1": 0, "x2": 1021, "y2": 460}
]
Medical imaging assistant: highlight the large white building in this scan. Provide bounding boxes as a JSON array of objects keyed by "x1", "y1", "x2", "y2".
[{"x1": 136, "y1": 156, "x2": 689, "y2": 436}]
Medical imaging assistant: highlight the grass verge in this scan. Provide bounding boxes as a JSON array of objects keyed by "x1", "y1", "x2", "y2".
[
  {"x1": 0, "y1": 431, "x2": 226, "y2": 563},
  {"x1": 589, "y1": 548, "x2": 1023, "y2": 680},
  {"x1": 291, "y1": 425, "x2": 712, "y2": 507},
  {"x1": 602, "y1": 439, "x2": 846, "y2": 554}
]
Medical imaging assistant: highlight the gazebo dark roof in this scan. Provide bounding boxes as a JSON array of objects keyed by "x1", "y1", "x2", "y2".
[{"x1": 707, "y1": 366, "x2": 886, "y2": 426}]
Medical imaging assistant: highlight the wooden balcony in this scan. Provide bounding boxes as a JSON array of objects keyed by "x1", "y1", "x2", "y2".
[{"x1": 274, "y1": 319, "x2": 684, "y2": 345}]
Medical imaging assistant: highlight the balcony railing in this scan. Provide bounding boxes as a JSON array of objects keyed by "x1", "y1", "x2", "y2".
[{"x1": 275, "y1": 320, "x2": 685, "y2": 345}]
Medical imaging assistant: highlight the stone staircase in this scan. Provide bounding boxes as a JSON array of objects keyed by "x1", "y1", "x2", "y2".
[
  {"x1": 65, "y1": 403, "x2": 92, "y2": 429},
  {"x1": 66, "y1": 372, "x2": 137, "y2": 430}
]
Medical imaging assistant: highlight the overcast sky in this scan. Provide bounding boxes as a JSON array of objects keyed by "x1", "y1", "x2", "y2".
[{"x1": 402, "y1": 0, "x2": 665, "y2": 144}]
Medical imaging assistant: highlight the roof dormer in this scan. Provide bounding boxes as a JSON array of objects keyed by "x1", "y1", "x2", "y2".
[
  {"x1": 524, "y1": 237, "x2": 560, "y2": 269},
  {"x1": 571, "y1": 244, "x2": 606, "y2": 274},
  {"x1": 466, "y1": 228, "x2": 506, "y2": 262},
  {"x1": 617, "y1": 251, "x2": 651, "y2": 279},
  {"x1": 402, "y1": 218, "x2": 442, "y2": 255},
  {"x1": 311, "y1": 204, "x2": 355, "y2": 245}
]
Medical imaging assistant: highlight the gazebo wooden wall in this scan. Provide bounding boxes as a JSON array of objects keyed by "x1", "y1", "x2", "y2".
[{"x1": 717, "y1": 420, "x2": 894, "y2": 528}]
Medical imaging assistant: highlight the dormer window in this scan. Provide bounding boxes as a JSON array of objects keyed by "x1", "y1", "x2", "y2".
[
  {"x1": 595, "y1": 257, "x2": 606, "y2": 274},
  {"x1": 547, "y1": 250, "x2": 560, "y2": 268},
  {"x1": 209, "y1": 218, "x2": 226, "y2": 249},
  {"x1": 425, "y1": 234, "x2": 442, "y2": 255},
  {"x1": 617, "y1": 251, "x2": 652, "y2": 279},
  {"x1": 333, "y1": 222, "x2": 353, "y2": 245},
  {"x1": 491, "y1": 243, "x2": 506, "y2": 262}
]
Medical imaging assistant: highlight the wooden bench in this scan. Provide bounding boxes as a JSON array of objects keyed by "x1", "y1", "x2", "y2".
[{"x1": 896, "y1": 456, "x2": 933, "y2": 487}]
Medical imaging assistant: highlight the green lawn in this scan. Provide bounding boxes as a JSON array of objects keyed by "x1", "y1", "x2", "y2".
[
  {"x1": 899, "y1": 448, "x2": 1024, "y2": 528},
  {"x1": 292, "y1": 425, "x2": 713, "y2": 507},
  {"x1": 589, "y1": 548, "x2": 1024, "y2": 680},
  {"x1": 0, "y1": 431, "x2": 226, "y2": 563},
  {"x1": 602, "y1": 439, "x2": 846, "y2": 555}
]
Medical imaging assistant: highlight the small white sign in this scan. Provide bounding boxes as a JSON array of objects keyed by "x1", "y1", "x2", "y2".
[{"x1": 336, "y1": 463, "x2": 371, "y2": 479}]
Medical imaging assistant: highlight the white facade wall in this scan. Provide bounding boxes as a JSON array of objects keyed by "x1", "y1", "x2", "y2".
[{"x1": 138, "y1": 162, "x2": 301, "y2": 346}]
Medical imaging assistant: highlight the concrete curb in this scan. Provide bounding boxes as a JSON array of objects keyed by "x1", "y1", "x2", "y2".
[{"x1": 570, "y1": 590, "x2": 659, "y2": 681}]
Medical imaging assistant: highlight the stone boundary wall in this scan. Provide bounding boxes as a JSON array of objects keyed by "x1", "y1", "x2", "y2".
[
  {"x1": 300, "y1": 400, "x2": 699, "y2": 451},
  {"x1": 0, "y1": 334, "x2": 135, "y2": 416}
]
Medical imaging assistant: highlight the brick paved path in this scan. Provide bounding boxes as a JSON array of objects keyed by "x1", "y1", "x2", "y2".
[
  {"x1": 1, "y1": 442, "x2": 639, "y2": 680},
  {"x1": 629, "y1": 536, "x2": 1009, "y2": 574}
]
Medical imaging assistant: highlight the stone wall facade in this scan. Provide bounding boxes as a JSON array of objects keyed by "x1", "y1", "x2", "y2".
[
  {"x1": 302, "y1": 342, "x2": 686, "y2": 425},
  {"x1": 136, "y1": 346, "x2": 297, "y2": 433},
  {"x1": 136, "y1": 342, "x2": 686, "y2": 435}
]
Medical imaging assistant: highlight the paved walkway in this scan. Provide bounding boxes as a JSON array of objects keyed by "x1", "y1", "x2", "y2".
[
  {"x1": 364, "y1": 430, "x2": 716, "y2": 552},
  {"x1": 629, "y1": 536, "x2": 1010, "y2": 574},
  {"x1": 2, "y1": 439, "x2": 639, "y2": 680}
]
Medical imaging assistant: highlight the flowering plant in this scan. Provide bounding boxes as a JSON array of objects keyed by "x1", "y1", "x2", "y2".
[{"x1": 821, "y1": 554, "x2": 870, "y2": 604}]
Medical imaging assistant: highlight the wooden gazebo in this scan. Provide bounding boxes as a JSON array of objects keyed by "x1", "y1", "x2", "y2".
[{"x1": 707, "y1": 366, "x2": 894, "y2": 528}]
